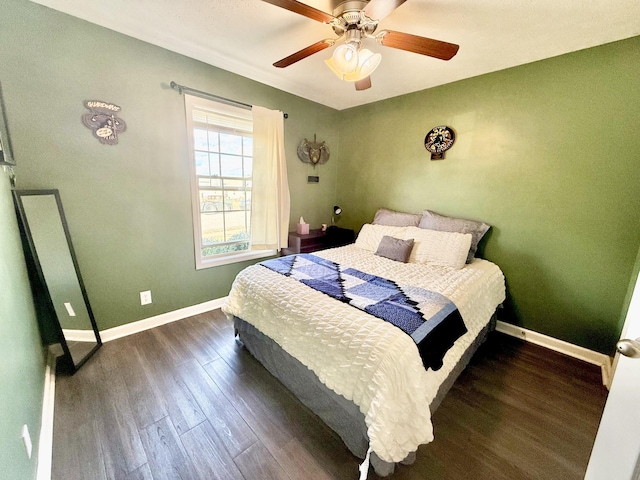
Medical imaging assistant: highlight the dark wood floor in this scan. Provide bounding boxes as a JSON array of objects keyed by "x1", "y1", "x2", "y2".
[{"x1": 52, "y1": 310, "x2": 608, "y2": 480}]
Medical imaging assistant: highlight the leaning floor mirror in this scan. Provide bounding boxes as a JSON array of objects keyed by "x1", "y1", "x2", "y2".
[{"x1": 13, "y1": 189, "x2": 101, "y2": 374}]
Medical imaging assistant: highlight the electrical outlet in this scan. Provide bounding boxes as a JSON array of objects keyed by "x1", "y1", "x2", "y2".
[
  {"x1": 140, "y1": 290, "x2": 152, "y2": 305},
  {"x1": 21, "y1": 425, "x2": 32, "y2": 459}
]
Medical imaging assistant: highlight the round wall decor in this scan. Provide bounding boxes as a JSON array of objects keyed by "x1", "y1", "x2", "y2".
[{"x1": 424, "y1": 125, "x2": 455, "y2": 160}]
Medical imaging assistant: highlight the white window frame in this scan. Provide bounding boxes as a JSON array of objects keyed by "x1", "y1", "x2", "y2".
[{"x1": 184, "y1": 94, "x2": 275, "y2": 269}]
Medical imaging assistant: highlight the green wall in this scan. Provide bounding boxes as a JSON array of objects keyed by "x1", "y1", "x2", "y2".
[
  {"x1": 0, "y1": 0, "x2": 342, "y2": 331},
  {"x1": 0, "y1": 169, "x2": 46, "y2": 480},
  {"x1": 337, "y1": 36, "x2": 640, "y2": 354},
  {"x1": 0, "y1": 0, "x2": 637, "y2": 388},
  {"x1": 0, "y1": 1, "x2": 638, "y2": 475}
]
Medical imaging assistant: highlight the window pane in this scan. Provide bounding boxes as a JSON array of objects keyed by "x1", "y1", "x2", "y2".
[
  {"x1": 208, "y1": 131, "x2": 219, "y2": 152},
  {"x1": 209, "y1": 153, "x2": 220, "y2": 177},
  {"x1": 223, "y1": 178, "x2": 244, "y2": 189},
  {"x1": 199, "y1": 190, "x2": 223, "y2": 212},
  {"x1": 224, "y1": 194, "x2": 237, "y2": 212},
  {"x1": 202, "y1": 242, "x2": 249, "y2": 256},
  {"x1": 195, "y1": 151, "x2": 210, "y2": 176},
  {"x1": 200, "y1": 212, "x2": 225, "y2": 244},
  {"x1": 220, "y1": 133, "x2": 242, "y2": 155},
  {"x1": 194, "y1": 128, "x2": 209, "y2": 150},
  {"x1": 244, "y1": 157, "x2": 253, "y2": 178},
  {"x1": 224, "y1": 192, "x2": 244, "y2": 211},
  {"x1": 199, "y1": 178, "x2": 224, "y2": 188},
  {"x1": 224, "y1": 211, "x2": 249, "y2": 241},
  {"x1": 243, "y1": 137, "x2": 253, "y2": 154},
  {"x1": 221, "y1": 154, "x2": 243, "y2": 177}
]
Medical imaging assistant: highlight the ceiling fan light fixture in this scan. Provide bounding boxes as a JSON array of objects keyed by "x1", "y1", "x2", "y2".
[
  {"x1": 331, "y1": 43, "x2": 359, "y2": 74},
  {"x1": 266, "y1": 0, "x2": 460, "y2": 92},
  {"x1": 344, "y1": 48, "x2": 382, "y2": 81},
  {"x1": 324, "y1": 57, "x2": 346, "y2": 79},
  {"x1": 358, "y1": 49, "x2": 382, "y2": 75}
]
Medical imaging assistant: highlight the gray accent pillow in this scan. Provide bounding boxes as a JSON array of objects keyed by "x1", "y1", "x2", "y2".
[
  {"x1": 419, "y1": 210, "x2": 490, "y2": 263},
  {"x1": 375, "y1": 235, "x2": 415, "y2": 263},
  {"x1": 372, "y1": 208, "x2": 421, "y2": 227}
]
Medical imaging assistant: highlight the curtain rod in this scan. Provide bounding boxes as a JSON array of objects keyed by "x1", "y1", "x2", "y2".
[{"x1": 169, "y1": 81, "x2": 288, "y2": 118}]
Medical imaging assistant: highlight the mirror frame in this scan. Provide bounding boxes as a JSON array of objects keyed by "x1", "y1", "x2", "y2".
[
  {"x1": 13, "y1": 189, "x2": 101, "y2": 374},
  {"x1": 0, "y1": 81, "x2": 15, "y2": 166}
]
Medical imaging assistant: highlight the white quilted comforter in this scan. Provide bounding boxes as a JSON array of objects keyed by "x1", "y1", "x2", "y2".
[{"x1": 222, "y1": 245, "x2": 505, "y2": 463}]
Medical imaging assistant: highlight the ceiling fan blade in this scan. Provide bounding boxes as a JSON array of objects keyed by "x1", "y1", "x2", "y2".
[
  {"x1": 378, "y1": 30, "x2": 459, "y2": 60},
  {"x1": 261, "y1": 0, "x2": 335, "y2": 23},
  {"x1": 273, "y1": 39, "x2": 335, "y2": 68},
  {"x1": 355, "y1": 76, "x2": 372, "y2": 91},
  {"x1": 363, "y1": 0, "x2": 406, "y2": 21}
]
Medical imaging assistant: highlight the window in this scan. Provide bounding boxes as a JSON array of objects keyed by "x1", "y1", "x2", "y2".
[{"x1": 185, "y1": 94, "x2": 274, "y2": 268}]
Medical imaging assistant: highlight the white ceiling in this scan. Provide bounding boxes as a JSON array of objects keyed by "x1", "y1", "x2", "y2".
[{"x1": 30, "y1": 0, "x2": 640, "y2": 110}]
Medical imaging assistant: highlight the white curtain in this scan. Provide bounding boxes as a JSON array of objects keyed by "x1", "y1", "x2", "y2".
[{"x1": 250, "y1": 105, "x2": 290, "y2": 251}]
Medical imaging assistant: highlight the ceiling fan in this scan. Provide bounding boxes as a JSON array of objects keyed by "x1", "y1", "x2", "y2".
[{"x1": 262, "y1": 0, "x2": 459, "y2": 91}]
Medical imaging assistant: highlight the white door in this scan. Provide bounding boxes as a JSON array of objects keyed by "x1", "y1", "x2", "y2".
[{"x1": 585, "y1": 271, "x2": 640, "y2": 480}]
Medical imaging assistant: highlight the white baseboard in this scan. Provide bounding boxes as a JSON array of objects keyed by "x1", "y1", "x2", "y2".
[
  {"x1": 36, "y1": 352, "x2": 56, "y2": 480},
  {"x1": 496, "y1": 320, "x2": 613, "y2": 388},
  {"x1": 61, "y1": 328, "x2": 99, "y2": 342},
  {"x1": 97, "y1": 297, "x2": 228, "y2": 343},
  {"x1": 61, "y1": 300, "x2": 614, "y2": 389}
]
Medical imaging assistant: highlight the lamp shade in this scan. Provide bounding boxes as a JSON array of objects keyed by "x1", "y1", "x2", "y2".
[
  {"x1": 333, "y1": 205, "x2": 342, "y2": 215},
  {"x1": 324, "y1": 57, "x2": 344, "y2": 79},
  {"x1": 344, "y1": 49, "x2": 382, "y2": 82},
  {"x1": 334, "y1": 44, "x2": 358, "y2": 72}
]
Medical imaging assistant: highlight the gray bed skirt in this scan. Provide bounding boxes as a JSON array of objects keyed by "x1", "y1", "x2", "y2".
[{"x1": 233, "y1": 314, "x2": 496, "y2": 476}]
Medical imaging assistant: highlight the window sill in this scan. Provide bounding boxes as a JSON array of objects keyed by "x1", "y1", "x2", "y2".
[{"x1": 196, "y1": 249, "x2": 277, "y2": 269}]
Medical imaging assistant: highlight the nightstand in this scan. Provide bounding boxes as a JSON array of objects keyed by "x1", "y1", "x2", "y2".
[
  {"x1": 286, "y1": 228, "x2": 327, "y2": 254},
  {"x1": 281, "y1": 227, "x2": 354, "y2": 256},
  {"x1": 325, "y1": 226, "x2": 355, "y2": 248}
]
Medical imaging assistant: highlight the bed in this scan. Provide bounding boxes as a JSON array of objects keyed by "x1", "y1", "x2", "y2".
[{"x1": 222, "y1": 211, "x2": 505, "y2": 477}]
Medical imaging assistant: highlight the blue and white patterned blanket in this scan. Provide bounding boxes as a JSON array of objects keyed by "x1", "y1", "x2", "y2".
[{"x1": 260, "y1": 253, "x2": 467, "y2": 371}]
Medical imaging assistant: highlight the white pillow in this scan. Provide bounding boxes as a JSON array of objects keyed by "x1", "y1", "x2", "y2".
[
  {"x1": 355, "y1": 224, "x2": 407, "y2": 252},
  {"x1": 403, "y1": 226, "x2": 472, "y2": 269}
]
